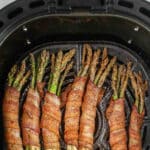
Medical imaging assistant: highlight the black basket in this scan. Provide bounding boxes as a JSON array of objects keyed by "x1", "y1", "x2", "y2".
[{"x1": 0, "y1": 0, "x2": 150, "y2": 149}]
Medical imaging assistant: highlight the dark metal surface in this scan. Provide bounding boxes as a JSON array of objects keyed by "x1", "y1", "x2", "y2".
[
  {"x1": 7, "y1": 42, "x2": 150, "y2": 150},
  {"x1": 0, "y1": 0, "x2": 149, "y2": 29},
  {"x1": 0, "y1": 15, "x2": 150, "y2": 91}
]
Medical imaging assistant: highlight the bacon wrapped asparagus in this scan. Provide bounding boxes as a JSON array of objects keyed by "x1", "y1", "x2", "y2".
[
  {"x1": 64, "y1": 44, "x2": 92, "y2": 150},
  {"x1": 41, "y1": 49, "x2": 75, "y2": 150},
  {"x1": 3, "y1": 61, "x2": 30, "y2": 150},
  {"x1": 60, "y1": 84, "x2": 72, "y2": 108},
  {"x1": 61, "y1": 47, "x2": 107, "y2": 109},
  {"x1": 106, "y1": 65, "x2": 124, "y2": 120},
  {"x1": 129, "y1": 71, "x2": 148, "y2": 150},
  {"x1": 22, "y1": 51, "x2": 49, "y2": 150},
  {"x1": 79, "y1": 47, "x2": 116, "y2": 150},
  {"x1": 108, "y1": 63, "x2": 131, "y2": 150}
]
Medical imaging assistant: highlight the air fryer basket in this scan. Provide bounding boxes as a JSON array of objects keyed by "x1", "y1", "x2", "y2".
[{"x1": 0, "y1": 0, "x2": 150, "y2": 149}]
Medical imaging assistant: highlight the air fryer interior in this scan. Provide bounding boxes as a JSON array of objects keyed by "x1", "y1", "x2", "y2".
[
  {"x1": 1, "y1": 14, "x2": 150, "y2": 149},
  {"x1": 0, "y1": 15, "x2": 150, "y2": 86}
]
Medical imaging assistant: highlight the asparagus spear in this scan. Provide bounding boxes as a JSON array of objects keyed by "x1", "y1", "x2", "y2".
[
  {"x1": 97, "y1": 56, "x2": 117, "y2": 88},
  {"x1": 82, "y1": 44, "x2": 86, "y2": 66},
  {"x1": 130, "y1": 71, "x2": 139, "y2": 107},
  {"x1": 61, "y1": 48, "x2": 75, "y2": 72},
  {"x1": 136, "y1": 74, "x2": 143, "y2": 113},
  {"x1": 80, "y1": 44, "x2": 92, "y2": 77},
  {"x1": 51, "y1": 53, "x2": 55, "y2": 72},
  {"x1": 30, "y1": 54, "x2": 36, "y2": 89},
  {"x1": 49, "y1": 50, "x2": 63, "y2": 93},
  {"x1": 139, "y1": 81, "x2": 148, "y2": 114},
  {"x1": 17, "y1": 71, "x2": 31, "y2": 91},
  {"x1": 94, "y1": 48, "x2": 109, "y2": 85},
  {"x1": 8, "y1": 65, "x2": 17, "y2": 86},
  {"x1": 117, "y1": 65, "x2": 124, "y2": 96},
  {"x1": 78, "y1": 44, "x2": 87, "y2": 76},
  {"x1": 48, "y1": 53, "x2": 55, "y2": 90},
  {"x1": 120, "y1": 62, "x2": 131, "y2": 98},
  {"x1": 130, "y1": 72, "x2": 144, "y2": 113},
  {"x1": 36, "y1": 50, "x2": 49, "y2": 83},
  {"x1": 57, "y1": 61, "x2": 74, "y2": 96},
  {"x1": 135, "y1": 72, "x2": 148, "y2": 113},
  {"x1": 89, "y1": 49, "x2": 101, "y2": 81},
  {"x1": 13, "y1": 60, "x2": 26, "y2": 88},
  {"x1": 112, "y1": 64, "x2": 118, "y2": 100}
]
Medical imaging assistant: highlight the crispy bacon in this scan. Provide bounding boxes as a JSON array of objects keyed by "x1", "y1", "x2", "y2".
[
  {"x1": 97, "y1": 88, "x2": 105, "y2": 104},
  {"x1": 108, "y1": 98, "x2": 127, "y2": 150},
  {"x1": 21, "y1": 88, "x2": 40, "y2": 147},
  {"x1": 37, "y1": 82, "x2": 45, "y2": 99},
  {"x1": 3, "y1": 86, "x2": 23, "y2": 150},
  {"x1": 64, "y1": 77, "x2": 87, "y2": 147},
  {"x1": 106, "y1": 98, "x2": 114, "y2": 120},
  {"x1": 41, "y1": 92, "x2": 61, "y2": 149},
  {"x1": 129, "y1": 105, "x2": 144, "y2": 150},
  {"x1": 79, "y1": 80, "x2": 100, "y2": 150},
  {"x1": 60, "y1": 83, "x2": 72, "y2": 108}
]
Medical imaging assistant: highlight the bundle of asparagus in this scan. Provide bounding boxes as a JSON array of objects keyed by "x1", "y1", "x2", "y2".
[
  {"x1": 41, "y1": 49, "x2": 75, "y2": 150},
  {"x1": 64, "y1": 44, "x2": 92, "y2": 150},
  {"x1": 129, "y1": 71, "x2": 148, "y2": 150},
  {"x1": 22, "y1": 51, "x2": 49, "y2": 150},
  {"x1": 79, "y1": 47, "x2": 116, "y2": 150},
  {"x1": 106, "y1": 65, "x2": 126, "y2": 120},
  {"x1": 108, "y1": 63, "x2": 131, "y2": 150},
  {"x1": 3, "y1": 61, "x2": 30, "y2": 150}
]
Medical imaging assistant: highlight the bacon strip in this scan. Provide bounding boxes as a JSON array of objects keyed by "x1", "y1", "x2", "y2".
[
  {"x1": 79, "y1": 80, "x2": 100, "y2": 150},
  {"x1": 3, "y1": 86, "x2": 23, "y2": 150},
  {"x1": 37, "y1": 82, "x2": 45, "y2": 99},
  {"x1": 97, "y1": 88, "x2": 105, "y2": 104},
  {"x1": 21, "y1": 88, "x2": 40, "y2": 147},
  {"x1": 129, "y1": 105, "x2": 144, "y2": 150},
  {"x1": 64, "y1": 77, "x2": 87, "y2": 147},
  {"x1": 108, "y1": 98, "x2": 127, "y2": 150},
  {"x1": 106, "y1": 98, "x2": 114, "y2": 120},
  {"x1": 41, "y1": 92, "x2": 61, "y2": 149},
  {"x1": 60, "y1": 83, "x2": 72, "y2": 108}
]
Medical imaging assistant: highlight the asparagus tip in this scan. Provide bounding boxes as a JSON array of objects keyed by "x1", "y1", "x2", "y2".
[
  {"x1": 57, "y1": 61, "x2": 74, "y2": 96},
  {"x1": 18, "y1": 70, "x2": 31, "y2": 91},
  {"x1": 12, "y1": 59, "x2": 26, "y2": 88},
  {"x1": 80, "y1": 44, "x2": 92, "y2": 77},
  {"x1": 8, "y1": 64, "x2": 17, "y2": 86}
]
